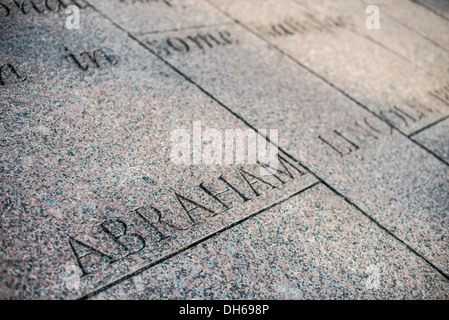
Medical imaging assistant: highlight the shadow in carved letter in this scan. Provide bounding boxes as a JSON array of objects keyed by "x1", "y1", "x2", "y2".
[{"x1": 0, "y1": 63, "x2": 27, "y2": 85}]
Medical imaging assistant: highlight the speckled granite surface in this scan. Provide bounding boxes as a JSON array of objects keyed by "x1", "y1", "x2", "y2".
[
  {"x1": 209, "y1": 0, "x2": 449, "y2": 135},
  {"x1": 92, "y1": 185, "x2": 449, "y2": 300},
  {"x1": 359, "y1": 0, "x2": 449, "y2": 53},
  {"x1": 294, "y1": 0, "x2": 449, "y2": 80},
  {"x1": 414, "y1": 118, "x2": 449, "y2": 163},
  {"x1": 413, "y1": 0, "x2": 449, "y2": 20},
  {"x1": 0, "y1": 0, "x2": 448, "y2": 299}
]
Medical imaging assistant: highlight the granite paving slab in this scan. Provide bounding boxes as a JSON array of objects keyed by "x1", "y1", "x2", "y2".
[
  {"x1": 0, "y1": 0, "x2": 448, "y2": 300},
  {"x1": 414, "y1": 117, "x2": 449, "y2": 163},
  {"x1": 90, "y1": 0, "x2": 449, "y2": 277},
  {"x1": 208, "y1": 0, "x2": 449, "y2": 137},
  {"x1": 92, "y1": 0, "x2": 231, "y2": 35},
  {"x1": 413, "y1": 0, "x2": 449, "y2": 20},
  {"x1": 91, "y1": 184, "x2": 449, "y2": 300},
  {"x1": 293, "y1": 0, "x2": 449, "y2": 80},
  {"x1": 358, "y1": 0, "x2": 449, "y2": 53},
  {"x1": 0, "y1": 2, "x2": 318, "y2": 299}
]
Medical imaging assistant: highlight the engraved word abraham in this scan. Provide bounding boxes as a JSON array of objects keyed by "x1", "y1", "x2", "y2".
[{"x1": 68, "y1": 155, "x2": 306, "y2": 277}]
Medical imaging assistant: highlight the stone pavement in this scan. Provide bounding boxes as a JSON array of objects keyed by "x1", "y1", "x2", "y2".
[{"x1": 0, "y1": 0, "x2": 448, "y2": 299}]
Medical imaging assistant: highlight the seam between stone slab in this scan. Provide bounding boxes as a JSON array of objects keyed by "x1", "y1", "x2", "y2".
[
  {"x1": 292, "y1": 0, "x2": 417, "y2": 67},
  {"x1": 345, "y1": 28, "x2": 414, "y2": 65},
  {"x1": 354, "y1": 0, "x2": 449, "y2": 54},
  {"x1": 83, "y1": 0, "x2": 449, "y2": 284},
  {"x1": 76, "y1": 181, "x2": 321, "y2": 300},
  {"x1": 292, "y1": 0, "x2": 449, "y2": 149},
  {"x1": 287, "y1": 0, "x2": 449, "y2": 165},
  {"x1": 410, "y1": 0, "x2": 449, "y2": 22},
  {"x1": 203, "y1": 0, "x2": 449, "y2": 168},
  {"x1": 279, "y1": 146, "x2": 449, "y2": 284},
  {"x1": 201, "y1": 0, "x2": 449, "y2": 281},
  {"x1": 384, "y1": 19, "x2": 449, "y2": 55},
  {"x1": 83, "y1": 1, "x2": 295, "y2": 170},
  {"x1": 295, "y1": 0, "x2": 449, "y2": 58},
  {"x1": 135, "y1": 21, "x2": 236, "y2": 36},
  {"x1": 409, "y1": 114, "x2": 449, "y2": 136}
]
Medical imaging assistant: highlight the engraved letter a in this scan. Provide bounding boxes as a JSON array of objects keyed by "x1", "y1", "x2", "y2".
[{"x1": 366, "y1": 5, "x2": 380, "y2": 30}]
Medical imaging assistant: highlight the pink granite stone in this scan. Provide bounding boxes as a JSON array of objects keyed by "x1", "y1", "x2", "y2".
[
  {"x1": 208, "y1": 0, "x2": 449, "y2": 135},
  {"x1": 92, "y1": 0, "x2": 230, "y2": 34},
  {"x1": 0, "y1": 0, "x2": 448, "y2": 300},
  {"x1": 91, "y1": 0, "x2": 449, "y2": 278},
  {"x1": 293, "y1": 0, "x2": 449, "y2": 80},
  {"x1": 413, "y1": 0, "x2": 449, "y2": 20},
  {"x1": 91, "y1": 185, "x2": 449, "y2": 300},
  {"x1": 414, "y1": 118, "x2": 449, "y2": 163},
  {"x1": 0, "y1": 3, "x2": 317, "y2": 299},
  {"x1": 358, "y1": 0, "x2": 449, "y2": 53}
]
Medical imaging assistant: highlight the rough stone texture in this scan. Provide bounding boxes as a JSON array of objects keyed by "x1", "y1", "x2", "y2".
[
  {"x1": 92, "y1": 0, "x2": 230, "y2": 34},
  {"x1": 0, "y1": 0, "x2": 448, "y2": 300},
  {"x1": 414, "y1": 118, "x2": 449, "y2": 163},
  {"x1": 0, "y1": 3, "x2": 317, "y2": 299},
  {"x1": 359, "y1": 0, "x2": 449, "y2": 53},
  {"x1": 413, "y1": 0, "x2": 449, "y2": 20},
  {"x1": 294, "y1": 0, "x2": 449, "y2": 80},
  {"x1": 92, "y1": 185, "x2": 449, "y2": 300},
  {"x1": 100, "y1": 0, "x2": 449, "y2": 277},
  {"x1": 209, "y1": 0, "x2": 449, "y2": 136}
]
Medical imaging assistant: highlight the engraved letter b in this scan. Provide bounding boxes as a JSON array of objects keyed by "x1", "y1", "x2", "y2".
[{"x1": 100, "y1": 219, "x2": 145, "y2": 257}]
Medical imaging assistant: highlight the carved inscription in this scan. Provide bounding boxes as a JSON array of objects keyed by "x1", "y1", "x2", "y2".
[
  {"x1": 431, "y1": 83, "x2": 449, "y2": 104},
  {"x1": 0, "y1": 63, "x2": 27, "y2": 85},
  {"x1": 319, "y1": 115, "x2": 393, "y2": 156},
  {"x1": 144, "y1": 30, "x2": 238, "y2": 57},
  {"x1": 0, "y1": 0, "x2": 87, "y2": 17},
  {"x1": 63, "y1": 46, "x2": 119, "y2": 71},
  {"x1": 68, "y1": 156, "x2": 306, "y2": 275},
  {"x1": 379, "y1": 99, "x2": 439, "y2": 130},
  {"x1": 258, "y1": 14, "x2": 350, "y2": 38}
]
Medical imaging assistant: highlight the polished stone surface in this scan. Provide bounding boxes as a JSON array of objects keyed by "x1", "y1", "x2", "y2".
[
  {"x1": 98, "y1": 0, "x2": 449, "y2": 276},
  {"x1": 359, "y1": 0, "x2": 449, "y2": 53},
  {"x1": 294, "y1": 0, "x2": 449, "y2": 80},
  {"x1": 0, "y1": 0, "x2": 448, "y2": 299},
  {"x1": 414, "y1": 118, "x2": 449, "y2": 163},
  {"x1": 413, "y1": 0, "x2": 449, "y2": 20},
  {"x1": 208, "y1": 0, "x2": 449, "y2": 135},
  {"x1": 92, "y1": 185, "x2": 449, "y2": 300},
  {"x1": 0, "y1": 2, "x2": 318, "y2": 299}
]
